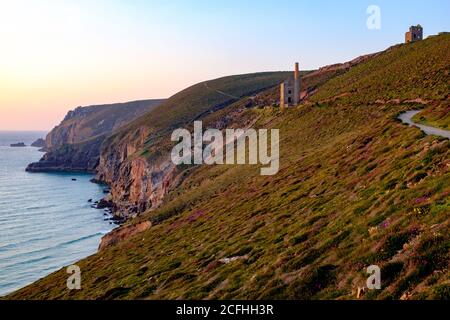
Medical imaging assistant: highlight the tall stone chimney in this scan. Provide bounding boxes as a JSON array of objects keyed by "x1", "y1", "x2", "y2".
[
  {"x1": 294, "y1": 62, "x2": 300, "y2": 105},
  {"x1": 280, "y1": 83, "x2": 286, "y2": 111}
]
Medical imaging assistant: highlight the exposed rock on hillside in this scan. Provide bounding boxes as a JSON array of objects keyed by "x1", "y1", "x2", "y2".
[
  {"x1": 98, "y1": 220, "x2": 152, "y2": 251},
  {"x1": 7, "y1": 33, "x2": 450, "y2": 300},
  {"x1": 26, "y1": 136, "x2": 104, "y2": 172}
]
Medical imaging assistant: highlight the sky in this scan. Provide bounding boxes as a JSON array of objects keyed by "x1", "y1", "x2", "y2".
[{"x1": 0, "y1": 0, "x2": 449, "y2": 131}]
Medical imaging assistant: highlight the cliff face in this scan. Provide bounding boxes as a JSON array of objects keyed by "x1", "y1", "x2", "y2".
[
  {"x1": 95, "y1": 126, "x2": 178, "y2": 217},
  {"x1": 27, "y1": 99, "x2": 164, "y2": 173},
  {"x1": 26, "y1": 136, "x2": 104, "y2": 172}
]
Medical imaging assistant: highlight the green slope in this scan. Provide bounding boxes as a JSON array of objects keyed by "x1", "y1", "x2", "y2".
[
  {"x1": 310, "y1": 35, "x2": 450, "y2": 104},
  {"x1": 412, "y1": 103, "x2": 450, "y2": 129},
  {"x1": 8, "y1": 34, "x2": 450, "y2": 300}
]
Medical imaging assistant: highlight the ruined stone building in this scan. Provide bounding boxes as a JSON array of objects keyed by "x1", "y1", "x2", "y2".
[
  {"x1": 280, "y1": 62, "x2": 301, "y2": 110},
  {"x1": 405, "y1": 25, "x2": 423, "y2": 43}
]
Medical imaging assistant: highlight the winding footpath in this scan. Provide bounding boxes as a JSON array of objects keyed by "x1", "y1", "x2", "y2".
[{"x1": 398, "y1": 110, "x2": 450, "y2": 139}]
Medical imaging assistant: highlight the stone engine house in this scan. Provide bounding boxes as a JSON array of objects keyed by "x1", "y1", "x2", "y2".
[
  {"x1": 280, "y1": 62, "x2": 301, "y2": 110},
  {"x1": 405, "y1": 25, "x2": 423, "y2": 43}
]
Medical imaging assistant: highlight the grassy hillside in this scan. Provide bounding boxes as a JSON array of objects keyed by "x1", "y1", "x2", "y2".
[
  {"x1": 8, "y1": 34, "x2": 450, "y2": 300},
  {"x1": 93, "y1": 72, "x2": 296, "y2": 215},
  {"x1": 105, "y1": 72, "x2": 292, "y2": 149},
  {"x1": 413, "y1": 102, "x2": 450, "y2": 129},
  {"x1": 310, "y1": 35, "x2": 449, "y2": 104}
]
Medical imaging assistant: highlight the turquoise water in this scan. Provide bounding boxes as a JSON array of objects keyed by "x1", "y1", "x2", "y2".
[{"x1": 0, "y1": 132, "x2": 113, "y2": 296}]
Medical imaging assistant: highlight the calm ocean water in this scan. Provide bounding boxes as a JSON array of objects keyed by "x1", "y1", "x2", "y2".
[{"x1": 0, "y1": 131, "x2": 113, "y2": 296}]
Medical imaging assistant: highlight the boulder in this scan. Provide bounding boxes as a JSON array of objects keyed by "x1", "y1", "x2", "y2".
[{"x1": 97, "y1": 198, "x2": 113, "y2": 209}]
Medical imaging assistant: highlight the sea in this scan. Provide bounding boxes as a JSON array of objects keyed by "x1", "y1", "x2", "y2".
[{"x1": 0, "y1": 131, "x2": 114, "y2": 296}]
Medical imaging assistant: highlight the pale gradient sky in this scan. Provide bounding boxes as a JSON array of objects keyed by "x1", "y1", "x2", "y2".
[{"x1": 1, "y1": 0, "x2": 449, "y2": 131}]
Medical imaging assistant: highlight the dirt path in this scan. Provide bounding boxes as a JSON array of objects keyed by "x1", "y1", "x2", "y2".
[{"x1": 204, "y1": 82, "x2": 240, "y2": 100}]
